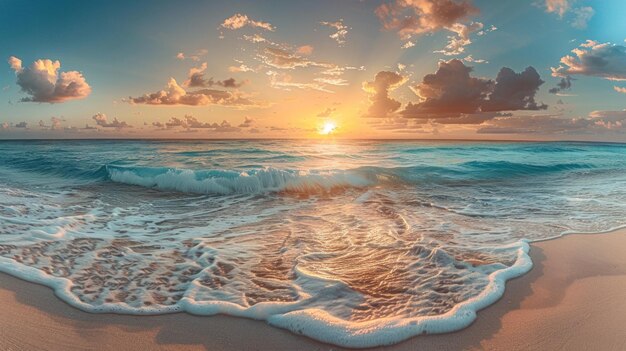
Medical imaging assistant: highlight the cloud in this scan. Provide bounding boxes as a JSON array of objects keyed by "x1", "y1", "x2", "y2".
[
  {"x1": 258, "y1": 47, "x2": 333, "y2": 70},
  {"x1": 367, "y1": 116, "x2": 436, "y2": 133},
  {"x1": 320, "y1": 20, "x2": 348, "y2": 45},
  {"x1": 477, "y1": 24, "x2": 497, "y2": 36},
  {"x1": 8, "y1": 56, "x2": 21, "y2": 71},
  {"x1": 317, "y1": 107, "x2": 336, "y2": 118},
  {"x1": 587, "y1": 110, "x2": 626, "y2": 129},
  {"x1": 405, "y1": 59, "x2": 492, "y2": 116},
  {"x1": 376, "y1": 0, "x2": 478, "y2": 39},
  {"x1": 376, "y1": 1, "x2": 487, "y2": 56},
  {"x1": 483, "y1": 66, "x2": 547, "y2": 112},
  {"x1": 221, "y1": 13, "x2": 275, "y2": 31},
  {"x1": 296, "y1": 45, "x2": 314, "y2": 56},
  {"x1": 238, "y1": 116, "x2": 255, "y2": 128},
  {"x1": 184, "y1": 63, "x2": 247, "y2": 88},
  {"x1": 320, "y1": 65, "x2": 364, "y2": 76},
  {"x1": 8, "y1": 56, "x2": 91, "y2": 103},
  {"x1": 156, "y1": 115, "x2": 240, "y2": 132},
  {"x1": 552, "y1": 41, "x2": 626, "y2": 81},
  {"x1": 229, "y1": 60, "x2": 256, "y2": 73},
  {"x1": 402, "y1": 59, "x2": 546, "y2": 121},
  {"x1": 478, "y1": 110, "x2": 626, "y2": 134},
  {"x1": 434, "y1": 21, "x2": 483, "y2": 56},
  {"x1": 401, "y1": 41, "x2": 416, "y2": 49},
  {"x1": 463, "y1": 55, "x2": 487, "y2": 64},
  {"x1": 51, "y1": 116, "x2": 62, "y2": 129},
  {"x1": 14, "y1": 121, "x2": 28, "y2": 128},
  {"x1": 314, "y1": 77, "x2": 349, "y2": 86},
  {"x1": 126, "y1": 78, "x2": 262, "y2": 107},
  {"x1": 614, "y1": 86, "x2": 626, "y2": 94},
  {"x1": 543, "y1": 1, "x2": 594, "y2": 29},
  {"x1": 549, "y1": 76, "x2": 573, "y2": 94},
  {"x1": 38, "y1": 116, "x2": 63, "y2": 130},
  {"x1": 92, "y1": 113, "x2": 131, "y2": 128},
  {"x1": 175, "y1": 49, "x2": 208, "y2": 61},
  {"x1": 544, "y1": 0, "x2": 571, "y2": 17},
  {"x1": 267, "y1": 71, "x2": 333, "y2": 93},
  {"x1": 243, "y1": 34, "x2": 268, "y2": 44},
  {"x1": 362, "y1": 71, "x2": 407, "y2": 117},
  {"x1": 570, "y1": 6, "x2": 594, "y2": 29}
]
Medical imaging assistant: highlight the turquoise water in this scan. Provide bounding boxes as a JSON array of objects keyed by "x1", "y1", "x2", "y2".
[{"x1": 1, "y1": 140, "x2": 625, "y2": 347}]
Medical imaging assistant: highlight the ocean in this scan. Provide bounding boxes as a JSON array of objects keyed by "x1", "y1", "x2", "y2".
[{"x1": 1, "y1": 139, "x2": 625, "y2": 347}]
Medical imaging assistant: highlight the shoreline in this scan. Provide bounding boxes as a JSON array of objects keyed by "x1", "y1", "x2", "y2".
[{"x1": 2, "y1": 229, "x2": 626, "y2": 350}]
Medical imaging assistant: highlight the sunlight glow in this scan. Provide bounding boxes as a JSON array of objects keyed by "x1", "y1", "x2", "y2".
[{"x1": 319, "y1": 121, "x2": 337, "y2": 135}]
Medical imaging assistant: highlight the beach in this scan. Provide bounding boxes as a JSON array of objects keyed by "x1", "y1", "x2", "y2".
[{"x1": 1, "y1": 228, "x2": 625, "y2": 351}]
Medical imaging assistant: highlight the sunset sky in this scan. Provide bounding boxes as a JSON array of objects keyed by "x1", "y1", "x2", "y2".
[{"x1": 1, "y1": 0, "x2": 625, "y2": 140}]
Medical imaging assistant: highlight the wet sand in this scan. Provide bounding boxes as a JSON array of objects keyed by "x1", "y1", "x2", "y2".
[{"x1": 1, "y1": 229, "x2": 626, "y2": 350}]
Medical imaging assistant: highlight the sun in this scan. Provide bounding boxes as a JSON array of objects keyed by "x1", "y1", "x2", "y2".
[{"x1": 319, "y1": 121, "x2": 337, "y2": 135}]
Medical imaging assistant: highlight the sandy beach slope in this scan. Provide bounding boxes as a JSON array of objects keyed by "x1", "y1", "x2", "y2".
[{"x1": 1, "y1": 229, "x2": 626, "y2": 351}]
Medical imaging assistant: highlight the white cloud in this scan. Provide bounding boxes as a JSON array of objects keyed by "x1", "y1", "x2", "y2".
[
  {"x1": 221, "y1": 13, "x2": 275, "y2": 31},
  {"x1": 8, "y1": 56, "x2": 91, "y2": 103},
  {"x1": 320, "y1": 20, "x2": 348, "y2": 45}
]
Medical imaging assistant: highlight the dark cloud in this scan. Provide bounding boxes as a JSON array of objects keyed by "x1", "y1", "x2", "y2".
[
  {"x1": 367, "y1": 116, "x2": 426, "y2": 131},
  {"x1": 317, "y1": 107, "x2": 336, "y2": 118},
  {"x1": 403, "y1": 59, "x2": 546, "y2": 122},
  {"x1": 481, "y1": 66, "x2": 546, "y2": 112},
  {"x1": 549, "y1": 76, "x2": 573, "y2": 94},
  {"x1": 92, "y1": 113, "x2": 132, "y2": 129},
  {"x1": 478, "y1": 110, "x2": 626, "y2": 134},
  {"x1": 405, "y1": 59, "x2": 492, "y2": 116},
  {"x1": 156, "y1": 115, "x2": 241, "y2": 132},
  {"x1": 8, "y1": 56, "x2": 91, "y2": 103},
  {"x1": 184, "y1": 63, "x2": 247, "y2": 88},
  {"x1": 552, "y1": 41, "x2": 626, "y2": 81},
  {"x1": 362, "y1": 71, "x2": 407, "y2": 117},
  {"x1": 238, "y1": 116, "x2": 254, "y2": 128}
]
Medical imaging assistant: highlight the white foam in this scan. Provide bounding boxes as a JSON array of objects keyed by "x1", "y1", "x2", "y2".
[
  {"x1": 268, "y1": 240, "x2": 532, "y2": 347},
  {"x1": 0, "y1": 238, "x2": 532, "y2": 348},
  {"x1": 107, "y1": 166, "x2": 374, "y2": 195}
]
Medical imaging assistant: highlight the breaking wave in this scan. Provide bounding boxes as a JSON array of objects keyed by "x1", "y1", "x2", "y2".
[{"x1": 104, "y1": 161, "x2": 594, "y2": 195}]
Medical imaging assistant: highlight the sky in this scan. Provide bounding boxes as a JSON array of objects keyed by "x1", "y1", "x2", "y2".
[{"x1": 0, "y1": 0, "x2": 625, "y2": 140}]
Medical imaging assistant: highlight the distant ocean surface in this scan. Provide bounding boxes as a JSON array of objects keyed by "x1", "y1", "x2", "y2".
[{"x1": 1, "y1": 139, "x2": 626, "y2": 347}]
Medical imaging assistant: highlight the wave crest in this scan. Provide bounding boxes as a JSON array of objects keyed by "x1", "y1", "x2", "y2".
[
  {"x1": 105, "y1": 165, "x2": 374, "y2": 195},
  {"x1": 104, "y1": 160, "x2": 595, "y2": 195}
]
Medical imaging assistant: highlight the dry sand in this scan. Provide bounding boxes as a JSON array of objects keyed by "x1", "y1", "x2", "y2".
[{"x1": 2, "y1": 229, "x2": 626, "y2": 351}]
